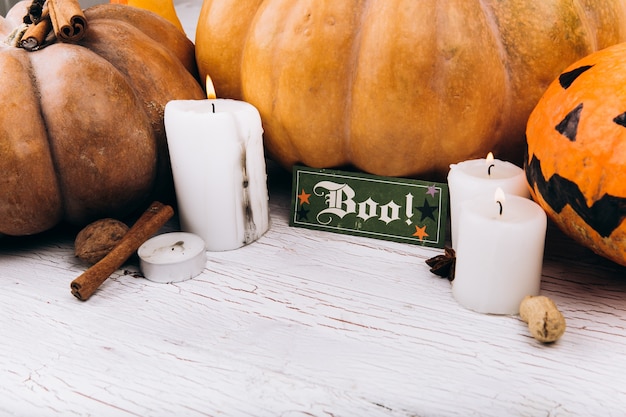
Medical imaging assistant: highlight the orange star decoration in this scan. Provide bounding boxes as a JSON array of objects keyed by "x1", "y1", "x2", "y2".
[
  {"x1": 297, "y1": 189, "x2": 311, "y2": 205},
  {"x1": 412, "y1": 225, "x2": 429, "y2": 240}
]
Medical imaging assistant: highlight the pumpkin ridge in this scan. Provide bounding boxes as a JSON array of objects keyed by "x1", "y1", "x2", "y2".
[
  {"x1": 265, "y1": 0, "x2": 292, "y2": 136},
  {"x1": 196, "y1": 0, "x2": 265, "y2": 98},
  {"x1": 76, "y1": 18, "x2": 204, "y2": 207},
  {"x1": 278, "y1": 0, "x2": 354, "y2": 167},
  {"x1": 29, "y1": 43, "x2": 157, "y2": 224},
  {"x1": 344, "y1": 0, "x2": 372, "y2": 167},
  {"x1": 246, "y1": 0, "x2": 359, "y2": 169},
  {"x1": 239, "y1": 0, "x2": 265, "y2": 98},
  {"x1": 474, "y1": 0, "x2": 514, "y2": 152},
  {"x1": 23, "y1": 47, "x2": 67, "y2": 221},
  {"x1": 0, "y1": 48, "x2": 63, "y2": 234},
  {"x1": 247, "y1": 0, "x2": 299, "y2": 163},
  {"x1": 570, "y1": 0, "x2": 598, "y2": 52},
  {"x1": 419, "y1": 0, "x2": 508, "y2": 170}
]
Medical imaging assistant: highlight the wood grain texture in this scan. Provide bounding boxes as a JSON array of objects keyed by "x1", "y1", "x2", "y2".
[
  {"x1": 1, "y1": 2, "x2": 626, "y2": 415},
  {"x1": 1, "y1": 158, "x2": 625, "y2": 416}
]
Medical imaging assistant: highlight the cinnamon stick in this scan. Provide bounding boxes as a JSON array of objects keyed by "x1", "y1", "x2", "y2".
[
  {"x1": 47, "y1": 0, "x2": 87, "y2": 42},
  {"x1": 20, "y1": 6, "x2": 51, "y2": 51},
  {"x1": 70, "y1": 201, "x2": 174, "y2": 301}
]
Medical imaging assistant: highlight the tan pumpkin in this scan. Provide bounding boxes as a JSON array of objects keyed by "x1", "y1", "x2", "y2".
[
  {"x1": 0, "y1": 1, "x2": 204, "y2": 236},
  {"x1": 526, "y1": 43, "x2": 626, "y2": 267},
  {"x1": 195, "y1": 0, "x2": 626, "y2": 179}
]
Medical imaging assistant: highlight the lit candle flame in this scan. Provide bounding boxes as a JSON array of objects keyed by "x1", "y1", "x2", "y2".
[
  {"x1": 206, "y1": 74, "x2": 217, "y2": 99},
  {"x1": 494, "y1": 187, "x2": 505, "y2": 216},
  {"x1": 486, "y1": 152, "x2": 495, "y2": 176}
]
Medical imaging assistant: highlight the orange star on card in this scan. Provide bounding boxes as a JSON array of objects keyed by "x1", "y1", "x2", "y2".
[
  {"x1": 297, "y1": 189, "x2": 311, "y2": 205},
  {"x1": 412, "y1": 225, "x2": 429, "y2": 240}
]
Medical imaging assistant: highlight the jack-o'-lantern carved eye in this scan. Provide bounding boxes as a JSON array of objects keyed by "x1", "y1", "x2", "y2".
[
  {"x1": 525, "y1": 44, "x2": 626, "y2": 267},
  {"x1": 613, "y1": 112, "x2": 626, "y2": 127},
  {"x1": 558, "y1": 65, "x2": 593, "y2": 89},
  {"x1": 555, "y1": 103, "x2": 583, "y2": 142}
]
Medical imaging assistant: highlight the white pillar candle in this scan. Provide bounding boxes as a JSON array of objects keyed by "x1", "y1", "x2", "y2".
[
  {"x1": 452, "y1": 189, "x2": 547, "y2": 315},
  {"x1": 447, "y1": 153, "x2": 529, "y2": 249},
  {"x1": 164, "y1": 99, "x2": 270, "y2": 251}
]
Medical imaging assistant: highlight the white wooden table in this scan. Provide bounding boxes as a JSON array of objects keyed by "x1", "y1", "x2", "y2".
[
  {"x1": 3, "y1": 1, "x2": 626, "y2": 416},
  {"x1": 2, "y1": 158, "x2": 626, "y2": 417}
]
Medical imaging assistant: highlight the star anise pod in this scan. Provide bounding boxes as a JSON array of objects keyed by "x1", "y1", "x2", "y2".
[{"x1": 425, "y1": 246, "x2": 456, "y2": 281}]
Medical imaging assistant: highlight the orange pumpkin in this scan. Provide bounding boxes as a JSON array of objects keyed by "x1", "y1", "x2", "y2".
[
  {"x1": 0, "y1": 2, "x2": 204, "y2": 236},
  {"x1": 109, "y1": 0, "x2": 184, "y2": 31},
  {"x1": 526, "y1": 42, "x2": 626, "y2": 266},
  {"x1": 195, "y1": 0, "x2": 626, "y2": 179}
]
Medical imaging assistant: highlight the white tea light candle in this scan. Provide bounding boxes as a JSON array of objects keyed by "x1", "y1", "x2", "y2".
[
  {"x1": 447, "y1": 153, "x2": 529, "y2": 249},
  {"x1": 164, "y1": 99, "x2": 270, "y2": 251},
  {"x1": 138, "y1": 232, "x2": 206, "y2": 283},
  {"x1": 452, "y1": 189, "x2": 547, "y2": 315}
]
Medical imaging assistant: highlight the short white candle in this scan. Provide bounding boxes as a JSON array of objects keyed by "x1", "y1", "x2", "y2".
[
  {"x1": 447, "y1": 153, "x2": 529, "y2": 249},
  {"x1": 452, "y1": 189, "x2": 547, "y2": 315},
  {"x1": 138, "y1": 232, "x2": 207, "y2": 283},
  {"x1": 164, "y1": 99, "x2": 270, "y2": 251}
]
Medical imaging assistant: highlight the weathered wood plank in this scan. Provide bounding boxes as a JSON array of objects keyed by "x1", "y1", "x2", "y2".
[{"x1": 0, "y1": 2, "x2": 625, "y2": 416}]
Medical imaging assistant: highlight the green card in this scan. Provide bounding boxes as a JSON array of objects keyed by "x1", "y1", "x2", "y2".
[{"x1": 290, "y1": 166, "x2": 448, "y2": 248}]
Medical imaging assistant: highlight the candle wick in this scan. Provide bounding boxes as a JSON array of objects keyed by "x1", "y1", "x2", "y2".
[
  {"x1": 211, "y1": 103, "x2": 215, "y2": 113},
  {"x1": 497, "y1": 200, "x2": 503, "y2": 216},
  {"x1": 488, "y1": 163, "x2": 495, "y2": 176}
]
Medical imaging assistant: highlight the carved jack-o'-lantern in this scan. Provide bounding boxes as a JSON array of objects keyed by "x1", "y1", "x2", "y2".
[{"x1": 525, "y1": 43, "x2": 626, "y2": 266}]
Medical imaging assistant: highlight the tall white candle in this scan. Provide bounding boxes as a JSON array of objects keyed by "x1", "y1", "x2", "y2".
[
  {"x1": 447, "y1": 153, "x2": 529, "y2": 249},
  {"x1": 164, "y1": 99, "x2": 270, "y2": 251},
  {"x1": 452, "y1": 189, "x2": 547, "y2": 315}
]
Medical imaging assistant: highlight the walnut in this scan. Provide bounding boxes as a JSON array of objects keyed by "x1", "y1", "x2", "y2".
[{"x1": 74, "y1": 218, "x2": 129, "y2": 265}]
